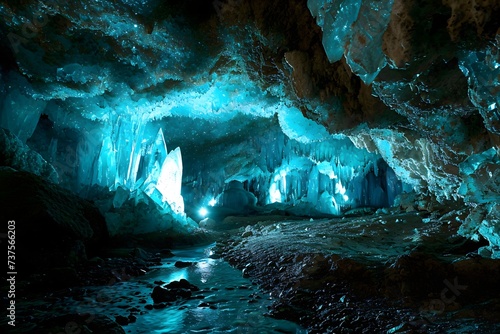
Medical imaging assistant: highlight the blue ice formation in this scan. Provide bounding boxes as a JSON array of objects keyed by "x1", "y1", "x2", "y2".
[
  {"x1": 186, "y1": 118, "x2": 404, "y2": 217},
  {"x1": 459, "y1": 37, "x2": 500, "y2": 136},
  {"x1": 458, "y1": 148, "x2": 500, "y2": 257},
  {"x1": 307, "y1": 0, "x2": 394, "y2": 84},
  {"x1": 0, "y1": 0, "x2": 407, "y2": 225},
  {"x1": 218, "y1": 180, "x2": 258, "y2": 213},
  {"x1": 455, "y1": 38, "x2": 500, "y2": 257}
]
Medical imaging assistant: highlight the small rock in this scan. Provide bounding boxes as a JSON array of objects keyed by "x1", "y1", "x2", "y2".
[
  {"x1": 165, "y1": 278, "x2": 199, "y2": 291},
  {"x1": 151, "y1": 279, "x2": 199, "y2": 303},
  {"x1": 115, "y1": 315, "x2": 129, "y2": 326},
  {"x1": 199, "y1": 217, "x2": 217, "y2": 229},
  {"x1": 242, "y1": 268, "x2": 250, "y2": 278},
  {"x1": 160, "y1": 249, "x2": 175, "y2": 258},
  {"x1": 151, "y1": 286, "x2": 177, "y2": 303},
  {"x1": 175, "y1": 261, "x2": 194, "y2": 268},
  {"x1": 242, "y1": 231, "x2": 253, "y2": 238}
]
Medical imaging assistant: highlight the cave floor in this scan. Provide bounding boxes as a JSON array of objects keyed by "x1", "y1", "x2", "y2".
[
  {"x1": 215, "y1": 209, "x2": 500, "y2": 333},
  {"x1": 5, "y1": 209, "x2": 500, "y2": 333}
]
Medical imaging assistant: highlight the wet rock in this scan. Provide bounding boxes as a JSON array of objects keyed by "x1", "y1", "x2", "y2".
[
  {"x1": 130, "y1": 248, "x2": 161, "y2": 264},
  {"x1": 241, "y1": 267, "x2": 251, "y2": 278},
  {"x1": 175, "y1": 261, "x2": 194, "y2": 268},
  {"x1": 115, "y1": 315, "x2": 129, "y2": 326},
  {"x1": 165, "y1": 278, "x2": 199, "y2": 291},
  {"x1": 151, "y1": 286, "x2": 185, "y2": 303},
  {"x1": 151, "y1": 279, "x2": 199, "y2": 304},
  {"x1": 159, "y1": 249, "x2": 175, "y2": 258}
]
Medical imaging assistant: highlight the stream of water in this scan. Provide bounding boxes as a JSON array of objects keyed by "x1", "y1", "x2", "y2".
[{"x1": 59, "y1": 243, "x2": 306, "y2": 334}]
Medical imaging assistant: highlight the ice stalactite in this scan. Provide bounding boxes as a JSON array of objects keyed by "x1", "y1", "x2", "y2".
[
  {"x1": 307, "y1": 0, "x2": 362, "y2": 63},
  {"x1": 344, "y1": 0, "x2": 394, "y2": 84},
  {"x1": 459, "y1": 37, "x2": 500, "y2": 138},
  {"x1": 307, "y1": 0, "x2": 394, "y2": 84},
  {"x1": 191, "y1": 120, "x2": 404, "y2": 217}
]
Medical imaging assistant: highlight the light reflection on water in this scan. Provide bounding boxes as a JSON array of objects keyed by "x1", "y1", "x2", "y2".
[
  {"x1": 197, "y1": 261, "x2": 214, "y2": 284},
  {"x1": 127, "y1": 243, "x2": 306, "y2": 333}
]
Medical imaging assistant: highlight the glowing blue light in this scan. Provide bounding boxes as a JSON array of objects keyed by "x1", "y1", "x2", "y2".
[
  {"x1": 199, "y1": 207, "x2": 208, "y2": 217},
  {"x1": 269, "y1": 182, "x2": 282, "y2": 203},
  {"x1": 209, "y1": 198, "x2": 217, "y2": 206}
]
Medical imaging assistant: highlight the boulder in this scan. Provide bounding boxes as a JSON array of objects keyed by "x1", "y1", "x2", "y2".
[
  {"x1": 151, "y1": 279, "x2": 199, "y2": 304},
  {"x1": 0, "y1": 168, "x2": 109, "y2": 274},
  {"x1": 0, "y1": 128, "x2": 58, "y2": 183}
]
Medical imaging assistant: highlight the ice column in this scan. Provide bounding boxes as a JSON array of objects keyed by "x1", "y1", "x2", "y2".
[{"x1": 156, "y1": 147, "x2": 185, "y2": 213}]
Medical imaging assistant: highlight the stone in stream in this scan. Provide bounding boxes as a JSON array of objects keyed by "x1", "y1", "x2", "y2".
[
  {"x1": 151, "y1": 279, "x2": 200, "y2": 304},
  {"x1": 175, "y1": 261, "x2": 194, "y2": 268},
  {"x1": 165, "y1": 278, "x2": 199, "y2": 291},
  {"x1": 115, "y1": 315, "x2": 129, "y2": 326}
]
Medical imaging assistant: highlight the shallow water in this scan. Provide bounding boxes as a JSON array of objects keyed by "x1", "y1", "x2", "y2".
[{"x1": 59, "y1": 243, "x2": 306, "y2": 334}]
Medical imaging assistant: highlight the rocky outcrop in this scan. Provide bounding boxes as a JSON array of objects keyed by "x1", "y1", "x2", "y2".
[
  {"x1": 0, "y1": 128, "x2": 58, "y2": 183},
  {"x1": 0, "y1": 168, "x2": 108, "y2": 274}
]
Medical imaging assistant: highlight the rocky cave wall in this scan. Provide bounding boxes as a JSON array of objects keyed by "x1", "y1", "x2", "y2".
[{"x1": 0, "y1": 0, "x2": 499, "y2": 255}]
